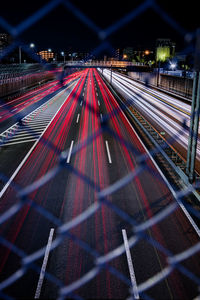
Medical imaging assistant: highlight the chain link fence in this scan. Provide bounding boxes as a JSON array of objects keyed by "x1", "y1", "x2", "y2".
[{"x1": 0, "y1": 0, "x2": 200, "y2": 299}]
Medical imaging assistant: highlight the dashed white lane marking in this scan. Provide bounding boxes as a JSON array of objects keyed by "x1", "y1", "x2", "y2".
[
  {"x1": 83, "y1": 92, "x2": 84, "y2": 96},
  {"x1": 96, "y1": 92, "x2": 98, "y2": 96},
  {"x1": 122, "y1": 229, "x2": 140, "y2": 299},
  {"x1": 67, "y1": 140, "x2": 74, "y2": 163},
  {"x1": 76, "y1": 113, "x2": 80, "y2": 124},
  {"x1": 105, "y1": 140, "x2": 112, "y2": 164},
  {"x1": 34, "y1": 228, "x2": 54, "y2": 299},
  {"x1": 98, "y1": 100, "x2": 100, "y2": 106},
  {"x1": 100, "y1": 113, "x2": 103, "y2": 121},
  {"x1": 80, "y1": 101, "x2": 83, "y2": 106}
]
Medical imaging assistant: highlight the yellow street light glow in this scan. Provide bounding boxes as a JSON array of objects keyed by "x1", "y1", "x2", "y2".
[{"x1": 156, "y1": 46, "x2": 170, "y2": 62}]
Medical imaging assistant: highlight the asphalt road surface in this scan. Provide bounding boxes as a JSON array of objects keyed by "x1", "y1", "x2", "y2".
[{"x1": 0, "y1": 69, "x2": 199, "y2": 300}]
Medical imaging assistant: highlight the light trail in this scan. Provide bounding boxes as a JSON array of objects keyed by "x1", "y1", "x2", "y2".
[
  {"x1": 0, "y1": 72, "x2": 82, "y2": 122},
  {"x1": 102, "y1": 69, "x2": 200, "y2": 162}
]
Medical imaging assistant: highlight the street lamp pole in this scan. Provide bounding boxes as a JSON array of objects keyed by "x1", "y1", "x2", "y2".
[
  {"x1": 30, "y1": 43, "x2": 35, "y2": 63},
  {"x1": 156, "y1": 60, "x2": 160, "y2": 87},
  {"x1": 186, "y1": 28, "x2": 200, "y2": 182},
  {"x1": 110, "y1": 64, "x2": 113, "y2": 84},
  {"x1": 19, "y1": 46, "x2": 21, "y2": 64},
  {"x1": 61, "y1": 52, "x2": 65, "y2": 63}
]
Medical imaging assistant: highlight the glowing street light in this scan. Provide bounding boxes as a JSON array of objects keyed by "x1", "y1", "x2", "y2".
[
  {"x1": 48, "y1": 48, "x2": 52, "y2": 52},
  {"x1": 170, "y1": 62, "x2": 177, "y2": 70},
  {"x1": 61, "y1": 51, "x2": 65, "y2": 63},
  {"x1": 30, "y1": 43, "x2": 35, "y2": 48}
]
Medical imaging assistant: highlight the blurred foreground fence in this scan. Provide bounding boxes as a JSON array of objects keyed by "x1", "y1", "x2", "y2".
[{"x1": 0, "y1": 0, "x2": 200, "y2": 300}]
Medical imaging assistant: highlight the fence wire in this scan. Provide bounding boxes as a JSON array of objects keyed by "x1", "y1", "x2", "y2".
[{"x1": 0, "y1": 1, "x2": 200, "y2": 299}]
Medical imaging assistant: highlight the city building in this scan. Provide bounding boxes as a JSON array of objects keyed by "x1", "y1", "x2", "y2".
[
  {"x1": 0, "y1": 33, "x2": 11, "y2": 57},
  {"x1": 122, "y1": 47, "x2": 134, "y2": 60},
  {"x1": 115, "y1": 48, "x2": 123, "y2": 60},
  {"x1": 38, "y1": 50, "x2": 54, "y2": 61},
  {"x1": 156, "y1": 39, "x2": 175, "y2": 62}
]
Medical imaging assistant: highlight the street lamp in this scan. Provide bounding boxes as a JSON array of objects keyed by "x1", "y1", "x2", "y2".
[
  {"x1": 69, "y1": 53, "x2": 73, "y2": 62},
  {"x1": 61, "y1": 51, "x2": 65, "y2": 63},
  {"x1": 48, "y1": 48, "x2": 52, "y2": 52},
  {"x1": 30, "y1": 43, "x2": 35, "y2": 48},
  {"x1": 170, "y1": 62, "x2": 177, "y2": 70}
]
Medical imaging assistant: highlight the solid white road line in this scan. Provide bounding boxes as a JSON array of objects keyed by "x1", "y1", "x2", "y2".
[
  {"x1": 34, "y1": 228, "x2": 54, "y2": 299},
  {"x1": 122, "y1": 229, "x2": 140, "y2": 299},
  {"x1": 15, "y1": 131, "x2": 43, "y2": 136},
  {"x1": 24, "y1": 120, "x2": 51, "y2": 125},
  {"x1": 76, "y1": 113, "x2": 80, "y2": 124},
  {"x1": 27, "y1": 118, "x2": 52, "y2": 123},
  {"x1": 4, "y1": 135, "x2": 39, "y2": 142},
  {"x1": 23, "y1": 124, "x2": 49, "y2": 129},
  {"x1": 67, "y1": 140, "x2": 74, "y2": 163},
  {"x1": 105, "y1": 140, "x2": 112, "y2": 164},
  {"x1": 26, "y1": 116, "x2": 54, "y2": 121},
  {"x1": 0, "y1": 139, "x2": 38, "y2": 147}
]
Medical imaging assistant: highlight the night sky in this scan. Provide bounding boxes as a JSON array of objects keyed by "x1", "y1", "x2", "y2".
[{"x1": 0, "y1": 0, "x2": 200, "y2": 55}]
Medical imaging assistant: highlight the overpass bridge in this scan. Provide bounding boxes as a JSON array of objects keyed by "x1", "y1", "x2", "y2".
[{"x1": 63, "y1": 60, "x2": 150, "y2": 71}]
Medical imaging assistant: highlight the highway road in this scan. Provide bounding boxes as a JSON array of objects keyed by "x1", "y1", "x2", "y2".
[
  {"x1": 0, "y1": 69, "x2": 199, "y2": 299},
  {"x1": 102, "y1": 70, "x2": 200, "y2": 174}
]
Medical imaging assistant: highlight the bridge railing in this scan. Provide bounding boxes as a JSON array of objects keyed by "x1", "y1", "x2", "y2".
[{"x1": 65, "y1": 60, "x2": 143, "y2": 67}]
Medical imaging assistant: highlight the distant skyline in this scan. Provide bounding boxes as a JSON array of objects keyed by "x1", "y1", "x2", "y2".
[{"x1": 0, "y1": 0, "x2": 199, "y2": 56}]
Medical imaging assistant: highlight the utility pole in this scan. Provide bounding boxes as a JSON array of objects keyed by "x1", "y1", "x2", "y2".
[
  {"x1": 156, "y1": 60, "x2": 160, "y2": 87},
  {"x1": 61, "y1": 52, "x2": 65, "y2": 63},
  {"x1": 110, "y1": 64, "x2": 112, "y2": 84},
  {"x1": 19, "y1": 46, "x2": 22, "y2": 64},
  {"x1": 186, "y1": 28, "x2": 200, "y2": 182}
]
